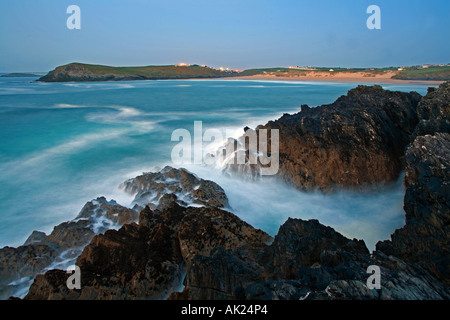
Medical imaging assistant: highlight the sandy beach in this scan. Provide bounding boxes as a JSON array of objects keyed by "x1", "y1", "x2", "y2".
[{"x1": 227, "y1": 71, "x2": 445, "y2": 85}]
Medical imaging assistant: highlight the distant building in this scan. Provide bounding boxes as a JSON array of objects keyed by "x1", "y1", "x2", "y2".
[{"x1": 329, "y1": 69, "x2": 334, "y2": 72}]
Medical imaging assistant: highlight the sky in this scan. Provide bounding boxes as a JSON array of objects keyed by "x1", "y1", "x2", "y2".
[{"x1": 0, "y1": 0, "x2": 449, "y2": 72}]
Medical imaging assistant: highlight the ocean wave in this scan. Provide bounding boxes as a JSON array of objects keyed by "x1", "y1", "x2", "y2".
[{"x1": 63, "y1": 82, "x2": 136, "y2": 89}]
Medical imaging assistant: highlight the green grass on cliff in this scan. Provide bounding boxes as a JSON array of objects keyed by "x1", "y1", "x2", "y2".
[
  {"x1": 392, "y1": 66, "x2": 450, "y2": 81},
  {"x1": 238, "y1": 67, "x2": 398, "y2": 77},
  {"x1": 68, "y1": 63, "x2": 235, "y2": 78}
]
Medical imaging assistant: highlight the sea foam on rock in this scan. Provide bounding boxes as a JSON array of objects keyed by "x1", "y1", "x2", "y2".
[{"x1": 120, "y1": 166, "x2": 229, "y2": 209}]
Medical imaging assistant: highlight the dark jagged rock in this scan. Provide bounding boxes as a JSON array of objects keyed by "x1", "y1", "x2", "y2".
[
  {"x1": 120, "y1": 166, "x2": 229, "y2": 209},
  {"x1": 178, "y1": 247, "x2": 265, "y2": 300},
  {"x1": 260, "y1": 218, "x2": 369, "y2": 280},
  {"x1": 5, "y1": 167, "x2": 227, "y2": 299},
  {"x1": 177, "y1": 206, "x2": 271, "y2": 264},
  {"x1": 376, "y1": 133, "x2": 450, "y2": 285},
  {"x1": 24, "y1": 201, "x2": 449, "y2": 300},
  {"x1": 23, "y1": 269, "x2": 80, "y2": 300},
  {"x1": 75, "y1": 196, "x2": 139, "y2": 229},
  {"x1": 225, "y1": 85, "x2": 421, "y2": 191},
  {"x1": 0, "y1": 197, "x2": 138, "y2": 299},
  {"x1": 0, "y1": 245, "x2": 58, "y2": 299},
  {"x1": 26, "y1": 203, "x2": 270, "y2": 300},
  {"x1": 376, "y1": 82, "x2": 450, "y2": 287},
  {"x1": 23, "y1": 231, "x2": 47, "y2": 246},
  {"x1": 413, "y1": 82, "x2": 450, "y2": 137}
]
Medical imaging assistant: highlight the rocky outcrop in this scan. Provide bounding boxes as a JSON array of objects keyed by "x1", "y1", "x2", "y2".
[
  {"x1": 0, "y1": 245, "x2": 58, "y2": 299},
  {"x1": 376, "y1": 137, "x2": 449, "y2": 286},
  {"x1": 413, "y1": 82, "x2": 449, "y2": 137},
  {"x1": 1, "y1": 167, "x2": 231, "y2": 299},
  {"x1": 120, "y1": 166, "x2": 229, "y2": 209},
  {"x1": 0, "y1": 197, "x2": 138, "y2": 299},
  {"x1": 224, "y1": 85, "x2": 421, "y2": 191},
  {"x1": 24, "y1": 204, "x2": 449, "y2": 300},
  {"x1": 376, "y1": 82, "x2": 449, "y2": 287},
  {"x1": 25, "y1": 202, "x2": 271, "y2": 300},
  {"x1": 261, "y1": 218, "x2": 369, "y2": 280}
]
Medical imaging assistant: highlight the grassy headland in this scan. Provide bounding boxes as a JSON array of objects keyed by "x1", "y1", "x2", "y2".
[
  {"x1": 37, "y1": 62, "x2": 450, "y2": 82},
  {"x1": 38, "y1": 63, "x2": 238, "y2": 82}
]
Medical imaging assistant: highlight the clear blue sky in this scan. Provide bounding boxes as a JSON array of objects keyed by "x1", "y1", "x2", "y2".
[{"x1": 0, "y1": 0, "x2": 449, "y2": 72}]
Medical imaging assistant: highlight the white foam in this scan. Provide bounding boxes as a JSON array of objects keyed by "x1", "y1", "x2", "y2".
[{"x1": 182, "y1": 164, "x2": 406, "y2": 252}]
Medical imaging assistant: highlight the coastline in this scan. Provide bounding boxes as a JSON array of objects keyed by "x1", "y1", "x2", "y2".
[{"x1": 224, "y1": 73, "x2": 445, "y2": 85}]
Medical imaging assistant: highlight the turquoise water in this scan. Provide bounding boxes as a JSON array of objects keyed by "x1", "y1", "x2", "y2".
[{"x1": 0, "y1": 77, "x2": 434, "y2": 249}]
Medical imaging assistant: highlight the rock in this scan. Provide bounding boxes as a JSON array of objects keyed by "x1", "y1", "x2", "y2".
[
  {"x1": 178, "y1": 206, "x2": 271, "y2": 264},
  {"x1": 24, "y1": 269, "x2": 80, "y2": 300},
  {"x1": 322, "y1": 251, "x2": 450, "y2": 300},
  {"x1": 178, "y1": 247, "x2": 264, "y2": 300},
  {"x1": 413, "y1": 82, "x2": 449, "y2": 137},
  {"x1": 0, "y1": 245, "x2": 58, "y2": 300},
  {"x1": 23, "y1": 231, "x2": 47, "y2": 246},
  {"x1": 375, "y1": 83, "x2": 450, "y2": 288},
  {"x1": 75, "y1": 196, "x2": 139, "y2": 229},
  {"x1": 226, "y1": 85, "x2": 422, "y2": 191},
  {"x1": 120, "y1": 166, "x2": 229, "y2": 208},
  {"x1": 24, "y1": 202, "x2": 449, "y2": 300},
  {"x1": 0, "y1": 197, "x2": 138, "y2": 299},
  {"x1": 376, "y1": 133, "x2": 450, "y2": 285},
  {"x1": 26, "y1": 202, "x2": 270, "y2": 300},
  {"x1": 74, "y1": 222, "x2": 184, "y2": 299},
  {"x1": 300, "y1": 104, "x2": 310, "y2": 112},
  {"x1": 261, "y1": 218, "x2": 369, "y2": 280}
]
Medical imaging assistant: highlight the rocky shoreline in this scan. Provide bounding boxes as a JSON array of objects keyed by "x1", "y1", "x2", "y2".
[{"x1": 1, "y1": 82, "x2": 448, "y2": 300}]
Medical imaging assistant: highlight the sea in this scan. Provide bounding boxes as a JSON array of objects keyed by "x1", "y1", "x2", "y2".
[{"x1": 0, "y1": 76, "x2": 435, "y2": 251}]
